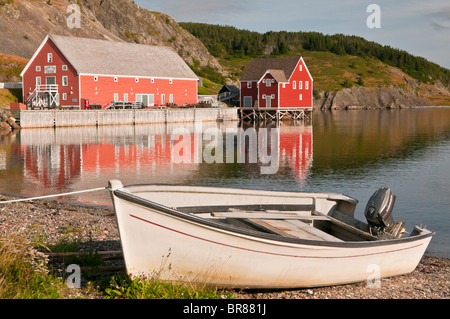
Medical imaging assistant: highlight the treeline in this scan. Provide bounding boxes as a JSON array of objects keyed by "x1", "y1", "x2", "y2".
[{"x1": 180, "y1": 23, "x2": 450, "y2": 87}]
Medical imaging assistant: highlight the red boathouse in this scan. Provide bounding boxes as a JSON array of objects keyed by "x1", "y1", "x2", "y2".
[
  {"x1": 20, "y1": 35, "x2": 199, "y2": 109},
  {"x1": 240, "y1": 56, "x2": 313, "y2": 109}
]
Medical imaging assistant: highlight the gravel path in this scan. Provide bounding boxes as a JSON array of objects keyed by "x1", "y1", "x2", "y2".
[{"x1": 0, "y1": 193, "x2": 448, "y2": 299}]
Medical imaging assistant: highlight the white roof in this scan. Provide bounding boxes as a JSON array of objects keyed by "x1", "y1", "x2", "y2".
[{"x1": 22, "y1": 35, "x2": 198, "y2": 80}]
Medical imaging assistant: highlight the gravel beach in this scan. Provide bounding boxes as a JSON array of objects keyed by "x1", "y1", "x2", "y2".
[{"x1": 0, "y1": 193, "x2": 448, "y2": 299}]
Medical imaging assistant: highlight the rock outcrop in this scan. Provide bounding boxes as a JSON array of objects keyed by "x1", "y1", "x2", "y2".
[
  {"x1": 0, "y1": 108, "x2": 20, "y2": 132},
  {"x1": 314, "y1": 86, "x2": 428, "y2": 110}
]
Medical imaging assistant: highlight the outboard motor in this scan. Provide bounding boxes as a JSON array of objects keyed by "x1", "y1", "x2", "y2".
[{"x1": 364, "y1": 187, "x2": 396, "y2": 231}]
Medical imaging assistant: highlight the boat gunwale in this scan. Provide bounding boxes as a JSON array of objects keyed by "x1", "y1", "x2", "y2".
[{"x1": 112, "y1": 186, "x2": 434, "y2": 249}]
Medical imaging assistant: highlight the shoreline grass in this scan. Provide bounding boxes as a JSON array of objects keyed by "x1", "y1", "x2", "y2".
[{"x1": 0, "y1": 233, "x2": 236, "y2": 299}]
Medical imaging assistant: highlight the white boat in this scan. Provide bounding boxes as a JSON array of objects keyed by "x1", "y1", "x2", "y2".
[{"x1": 108, "y1": 179, "x2": 433, "y2": 289}]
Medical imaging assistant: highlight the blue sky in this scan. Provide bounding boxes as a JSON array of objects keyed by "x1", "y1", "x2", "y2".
[{"x1": 134, "y1": 0, "x2": 450, "y2": 69}]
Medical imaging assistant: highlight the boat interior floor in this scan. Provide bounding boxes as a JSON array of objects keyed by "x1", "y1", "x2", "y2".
[{"x1": 178, "y1": 205, "x2": 379, "y2": 242}]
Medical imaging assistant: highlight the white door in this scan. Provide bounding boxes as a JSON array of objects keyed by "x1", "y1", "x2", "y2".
[
  {"x1": 243, "y1": 96, "x2": 252, "y2": 107},
  {"x1": 266, "y1": 96, "x2": 271, "y2": 108}
]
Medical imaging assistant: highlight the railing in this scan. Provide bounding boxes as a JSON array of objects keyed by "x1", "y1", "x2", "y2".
[
  {"x1": 36, "y1": 84, "x2": 58, "y2": 93},
  {"x1": 25, "y1": 85, "x2": 59, "y2": 109},
  {"x1": 218, "y1": 91, "x2": 239, "y2": 102}
]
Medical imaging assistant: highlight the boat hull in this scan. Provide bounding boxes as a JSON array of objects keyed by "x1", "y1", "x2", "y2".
[{"x1": 109, "y1": 181, "x2": 433, "y2": 289}]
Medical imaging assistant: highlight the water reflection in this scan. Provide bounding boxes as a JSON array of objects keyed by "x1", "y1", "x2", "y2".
[{"x1": 2, "y1": 121, "x2": 313, "y2": 205}]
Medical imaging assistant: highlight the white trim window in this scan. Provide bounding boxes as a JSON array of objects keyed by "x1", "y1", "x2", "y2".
[
  {"x1": 299, "y1": 81, "x2": 302, "y2": 89},
  {"x1": 299, "y1": 94, "x2": 303, "y2": 101},
  {"x1": 135, "y1": 78, "x2": 139, "y2": 83},
  {"x1": 292, "y1": 81, "x2": 296, "y2": 89},
  {"x1": 94, "y1": 76, "x2": 98, "y2": 81},
  {"x1": 47, "y1": 53, "x2": 52, "y2": 63},
  {"x1": 169, "y1": 79, "x2": 173, "y2": 84},
  {"x1": 305, "y1": 81, "x2": 309, "y2": 90},
  {"x1": 36, "y1": 66, "x2": 41, "y2": 72},
  {"x1": 247, "y1": 82, "x2": 252, "y2": 89},
  {"x1": 62, "y1": 93, "x2": 67, "y2": 101},
  {"x1": 62, "y1": 76, "x2": 68, "y2": 86},
  {"x1": 62, "y1": 65, "x2": 68, "y2": 71},
  {"x1": 114, "y1": 77, "x2": 118, "y2": 82},
  {"x1": 299, "y1": 65, "x2": 303, "y2": 71},
  {"x1": 36, "y1": 77, "x2": 41, "y2": 86}
]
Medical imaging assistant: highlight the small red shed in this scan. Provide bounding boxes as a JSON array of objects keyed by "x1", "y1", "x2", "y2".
[
  {"x1": 240, "y1": 56, "x2": 313, "y2": 109},
  {"x1": 20, "y1": 35, "x2": 199, "y2": 109}
]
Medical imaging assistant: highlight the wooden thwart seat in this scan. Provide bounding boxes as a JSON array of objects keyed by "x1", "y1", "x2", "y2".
[{"x1": 246, "y1": 218, "x2": 344, "y2": 242}]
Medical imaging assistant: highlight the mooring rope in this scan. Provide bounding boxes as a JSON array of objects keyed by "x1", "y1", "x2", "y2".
[{"x1": 0, "y1": 187, "x2": 108, "y2": 204}]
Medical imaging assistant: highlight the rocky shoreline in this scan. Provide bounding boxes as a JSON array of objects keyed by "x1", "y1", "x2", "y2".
[{"x1": 0, "y1": 193, "x2": 448, "y2": 299}]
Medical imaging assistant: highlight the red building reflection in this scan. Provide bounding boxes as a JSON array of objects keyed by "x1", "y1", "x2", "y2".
[{"x1": 15, "y1": 123, "x2": 313, "y2": 189}]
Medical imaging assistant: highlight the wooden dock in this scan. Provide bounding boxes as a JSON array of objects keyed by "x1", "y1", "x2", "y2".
[{"x1": 238, "y1": 107, "x2": 312, "y2": 122}]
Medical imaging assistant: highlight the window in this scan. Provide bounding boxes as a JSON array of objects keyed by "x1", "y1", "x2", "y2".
[
  {"x1": 47, "y1": 53, "x2": 52, "y2": 63},
  {"x1": 62, "y1": 76, "x2": 68, "y2": 86},
  {"x1": 135, "y1": 78, "x2": 139, "y2": 83},
  {"x1": 62, "y1": 65, "x2": 68, "y2": 71},
  {"x1": 94, "y1": 76, "x2": 98, "y2": 81},
  {"x1": 299, "y1": 81, "x2": 302, "y2": 89},
  {"x1": 136, "y1": 94, "x2": 155, "y2": 107},
  {"x1": 161, "y1": 94, "x2": 165, "y2": 105},
  {"x1": 305, "y1": 81, "x2": 309, "y2": 90},
  {"x1": 114, "y1": 93, "x2": 119, "y2": 101},
  {"x1": 151, "y1": 78, "x2": 154, "y2": 83},
  {"x1": 114, "y1": 77, "x2": 118, "y2": 82},
  {"x1": 46, "y1": 76, "x2": 56, "y2": 85},
  {"x1": 36, "y1": 77, "x2": 41, "y2": 86},
  {"x1": 36, "y1": 66, "x2": 41, "y2": 72},
  {"x1": 266, "y1": 79, "x2": 271, "y2": 87},
  {"x1": 62, "y1": 93, "x2": 67, "y2": 101},
  {"x1": 292, "y1": 81, "x2": 296, "y2": 89},
  {"x1": 299, "y1": 94, "x2": 303, "y2": 101},
  {"x1": 299, "y1": 65, "x2": 303, "y2": 71},
  {"x1": 124, "y1": 93, "x2": 128, "y2": 102},
  {"x1": 169, "y1": 94, "x2": 173, "y2": 104},
  {"x1": 247, "y1": 82, "x2": 252, "y2": 89},
  {"x1": 169, "y1": 79, "x2": 173, "y2": 84}
]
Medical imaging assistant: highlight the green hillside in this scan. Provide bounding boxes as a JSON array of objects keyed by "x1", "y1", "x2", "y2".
[{"x1": 180, "y1": 23, "x2": 450, "y2": 90}]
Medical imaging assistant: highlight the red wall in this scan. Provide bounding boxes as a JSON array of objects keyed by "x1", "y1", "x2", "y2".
[
  {"x1": 240, "y1": 81, "x2": 258, "y2": 108},
  {"x1": 79, "y1": 75, "x2": 198, "y2": 108},
  {"x1": 279, "y1": 58, "x2": 313, "y2": 108},
  {"x1": 22, "y1": 38, "x2": 80, "y2": 107},
  {"x1": 258, "y1": 73, "x2": 279, "y2": 108}
]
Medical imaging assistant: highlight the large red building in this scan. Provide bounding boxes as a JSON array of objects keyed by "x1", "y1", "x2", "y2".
[
  {"x1": 20, "y1": 35, "x2": 199, "y2": 109},
  {"x1": 240, "y1": 56, "x2": 313, "y2": 109}
]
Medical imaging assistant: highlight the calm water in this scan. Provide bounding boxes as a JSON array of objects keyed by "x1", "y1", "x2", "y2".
[{"x1": 1, "y1": 109, "x2": 449, "y2": 257}]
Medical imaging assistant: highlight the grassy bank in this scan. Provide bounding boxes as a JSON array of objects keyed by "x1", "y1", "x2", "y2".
[{"x1": 0, "y1": 233, "x2": 235, "y2": 299}]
